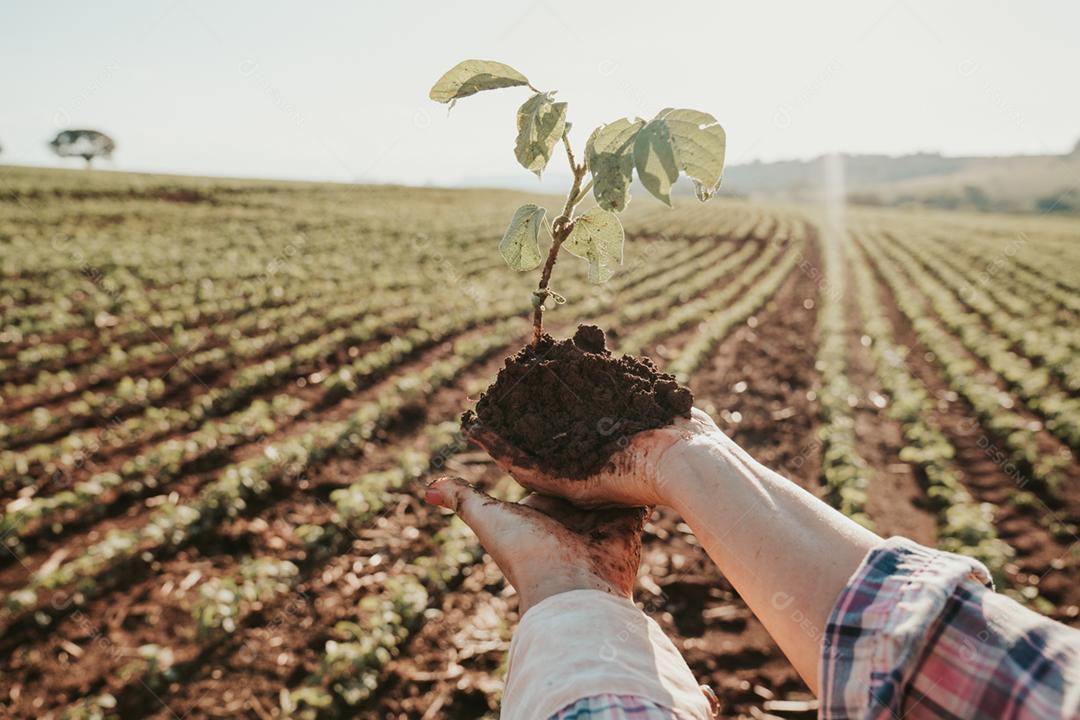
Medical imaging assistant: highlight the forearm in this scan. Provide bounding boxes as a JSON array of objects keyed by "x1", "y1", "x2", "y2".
[{"x1": 657, "y1": 430, "x2": 880, "y2": 693}]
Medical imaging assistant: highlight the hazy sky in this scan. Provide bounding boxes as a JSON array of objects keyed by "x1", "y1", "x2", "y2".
[{"x1": 3, "y1": 1, "x2": 1078, "y2": 190}]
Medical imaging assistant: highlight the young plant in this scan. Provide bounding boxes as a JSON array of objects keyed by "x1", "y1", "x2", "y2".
[{"x1": 430, "y1": 59, "x2": 727, "y2": 345}]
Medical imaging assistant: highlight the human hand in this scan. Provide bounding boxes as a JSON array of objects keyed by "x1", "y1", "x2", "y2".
[
  {"x1": 424, "y1": 476, "x2": 649, "y2": 614},
  {"x1": 462, "y1": 407, "x2": 723, "y2": 509}
]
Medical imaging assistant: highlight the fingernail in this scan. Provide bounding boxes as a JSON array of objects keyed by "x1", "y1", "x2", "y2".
[{"x1": 424, "y1": 488, "x2": 444, "y2": 506}]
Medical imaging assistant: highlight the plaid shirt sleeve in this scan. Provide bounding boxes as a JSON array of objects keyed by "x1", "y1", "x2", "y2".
[
  {"x1": 549, "y1": 694, "x2": 678, "y2": 719},
  {"x1": 549, "y1": 537, "x2": 1080, "y2": 720},
  {"x1": 821, "y1": 536, "x2": 1080, "y2": 719}
]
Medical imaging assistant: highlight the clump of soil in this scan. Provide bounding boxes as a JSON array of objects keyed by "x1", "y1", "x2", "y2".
[{"x1": 462, "y1": 325, "x2": 693, "y2": 479}]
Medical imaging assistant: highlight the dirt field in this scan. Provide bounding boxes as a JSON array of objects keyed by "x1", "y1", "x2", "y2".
[{"x1": 1, "y1": 166, "x2": 1078, "y2": 718}]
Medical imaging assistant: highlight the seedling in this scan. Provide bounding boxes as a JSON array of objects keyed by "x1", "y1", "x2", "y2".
[
  {"x1": 430, "y1": 60, "x2": 727, "y2": 346},
  {"x1": 430, "y1": 60, "x2": 724, "y2": 480}
]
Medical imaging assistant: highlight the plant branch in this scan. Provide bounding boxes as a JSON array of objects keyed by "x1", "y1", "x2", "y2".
[
  {"x1": 531, "y1": 138, "x2": 588, "y2": 346},
  {"x1": 572, "y1": 177, "x2": 594, "y2": 206},
  {"x1": 561, "y1": 131, "x2": 579, "y2": 176}
]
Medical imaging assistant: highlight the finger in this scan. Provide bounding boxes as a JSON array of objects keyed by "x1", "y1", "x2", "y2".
[
  {"x1": 593, "y1": 505, "x2": 651, "y2": 537},
  {"x1": 687, "y1": 406, "x2": 721, "y2": 431},
  {"x1": 689, "y1": 406, "x2": 712, "y2": 423},
  {"x1": 461, "y1": 425, "x2": 576, "y2": 501},
  {"x1": 519, "y1": 492, "x2": 573, "y2": 515},
  {"x1": 520, "y1": 494, "x2": 647, "y2": 539},
  {"x1": 426, "y1": 475, "x2": 508, "y2": 527},
  {"x1": 425, "y1": 476, "x2": 553, "y2": 560},
  {"x1": 462, "y1": 422, "x2": 544, "y2": 478},
  {"x1": 463, "y1": 424, "x2": 642, "y2": 509},
  {"x1": 520, "y1": 493, "x2": 595, "y2": 532},
  {"x1": 460, "y1": 421, "x2": 514, "y2": 462}
]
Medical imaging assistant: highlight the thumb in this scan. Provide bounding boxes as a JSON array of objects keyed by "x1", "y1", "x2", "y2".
[
  {"x1": 424, "y1": 476, "x2": 534, "y2": 559},
  {"x1": 461, "y1": 423, "x2": 546, "y2": 487}
]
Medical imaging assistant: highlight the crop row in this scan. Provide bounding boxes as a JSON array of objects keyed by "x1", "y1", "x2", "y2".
[
  {"x1": 857, "y1": 231, "x2": 1070, "y2": 497},
  {"x1": 847, "y1": 208, "x2": 1080, "y2": 316},
  {"x1": 0, "y1": 212, "x2": 509, "y2": 361},
  {"x1": 618, "y1": 238, "x2": 790, "y2": 355},
  {"x1": 895, "y1": 232, "x2": 1080, "y2": 391},
  {"x1": 56, "y1": 412, "x2": 497, "y2": 719},
  {"x1": 2, "y1": 239, "x2": 506, "y2": 392},
  {"x1": 985, "y1": 236, "x2": 1080, "y2": 294},
  {"x1": 667, "y1": 241, "x2": 803, "y2": 379},
  {"x1": 281, "y1": 521, "x2": 483, "y2": 719},
  {"x1": 0, "y1": 394, "x2": 306, "y2": 555},
  {"x1": 1, "y1": 374, "x2": 165, "y2": 452},
  {"x1": 285, "y1": 429, "x2": 498, "y2": 717},
  {"x1": 1, "y1": 320, "x2": 526, "y2": 627},
  {"x1": 622, "y1": 202, "x2": 751, "y2": 238},
  {"x1": 847, "y1": 234, "x2": 1013, "y2": 578},
  {"x1": 618, "y1": 242, "x2": 755, "y2": 326},
  {"x1": 6, "y1": 227, "x2": 696, "y2": 500},
  {"x1": 964, "y1": 242, "x2": 1080, "y2": 316},
  {"x1": 2, "y1": 206, "x2": 507, "y2": 290},
  {"x1": 66, "y1": 270, "x2": 714, "y2": 716},
  {"x1": 1, "y1": 278, "x2": 412, "y2": 408},
  {"x1": 872, "y1": 234, "x2": 1080, "y2": 453},
  {"x1": 4, "y1": 231, "x2": 696, "y2": 467},
  {"x1": 812, "y1": 232, "x2": 872, "y2": 527},
  {"x1": 0, "y1": 304, "x2": 419, "y2": 478},
  {"x1": 1, "y1": 295, "x2": 413, "y2": 434},
  {"x1": 2, "y1": 278, "x2": 331, "y2": 365},
  {"x1": 5, "y1": 233, "x2": 506, "y2": 349},
  {"x1": 911, "y1": 232, "x2": 1066, "y2": 318},
  {"x1": 874, "y1": 215, "x2": 1080, "y2": 316},
  {"x1": 615, "y1": 240, "x2": 736, "y2": 309}
]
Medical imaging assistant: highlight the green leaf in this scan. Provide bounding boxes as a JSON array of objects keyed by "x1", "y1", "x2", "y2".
[
  {"x1": 515, "y1": 92, "x2": 568, "y2": 176},
  {"x1": 429, "y1": 60, "x2": 530, "y2": 105},
  {"x1": 499, "y1": 204, "x2": 548, "y2": 271},
  {"x1": 633, "y1": 111, "x2": 679, "y2": 206},
  {"x1": 562, "y1": 208, "x2": 624, "y2": 283},
  {"x1": 634, "y1": 108, "x2": 726, "y2": 205},
  {"x1": 665, "y1": 109, "x2": 727, "y2": 201},
  {"x1": 585, "y1": 118, "x2": 645, "y2": 212}
]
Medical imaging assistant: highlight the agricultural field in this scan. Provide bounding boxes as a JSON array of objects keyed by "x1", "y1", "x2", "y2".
[{"x1": 1, "y1": 164, "x2": 1079, "y2": 719}]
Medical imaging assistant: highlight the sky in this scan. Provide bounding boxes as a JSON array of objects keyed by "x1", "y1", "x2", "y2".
[{"x1": 2, "y1": 1, "x2": 1079, "y2": 191}]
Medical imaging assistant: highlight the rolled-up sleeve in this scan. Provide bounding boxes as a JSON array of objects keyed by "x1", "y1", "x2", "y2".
[
  {"x1": 821, "y1": 537, "x2": 1080, "y2": 719},
  {"x1": 500, "y1": 589, "x2": 713, "y2": 720}
]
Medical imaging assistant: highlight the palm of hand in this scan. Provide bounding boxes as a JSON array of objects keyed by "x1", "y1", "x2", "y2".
[
  {"x1": 463, "y1": 407, "x2": 720, "y2": 508},
  {"x1": 426, "y1": 478, "x2": 648, "y2": 612}
]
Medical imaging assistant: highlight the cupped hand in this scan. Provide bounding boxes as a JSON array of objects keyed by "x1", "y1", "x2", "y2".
[
  {"x1": 462, "y1": 407, "x2": 722, "y2": 509},
  {"x1": 424, "y1": 476, "x2": 649, "y2": 613}
]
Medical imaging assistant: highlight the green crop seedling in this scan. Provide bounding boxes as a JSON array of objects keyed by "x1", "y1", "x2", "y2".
[{"x1": 430, "y1": 59, "x2": 727, "y2": 345}]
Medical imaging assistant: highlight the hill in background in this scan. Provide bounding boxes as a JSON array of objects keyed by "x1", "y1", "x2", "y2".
[{"x1": 722, "y1": 138, "x2": 1080, "y2": 214}]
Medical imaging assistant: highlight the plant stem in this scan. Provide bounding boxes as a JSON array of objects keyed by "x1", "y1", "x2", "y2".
[
  {"x1": 531, "y1": 133, "x2": 587, "y2": 346},
  {"x1": 572, "y1": 177, "x2": 595, "y2": 206}
]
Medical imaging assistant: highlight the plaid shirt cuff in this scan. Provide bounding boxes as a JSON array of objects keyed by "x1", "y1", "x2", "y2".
[
  {"x1": 550, "y1": 694, "x2": 678, "y2": 719},
  {"x1": 820, "y1": 536, "x2": 1080, "y2": 719}
]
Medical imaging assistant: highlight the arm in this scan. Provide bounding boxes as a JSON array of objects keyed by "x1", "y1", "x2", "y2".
[
  {"x1": 668, "y1": 439, "x2": 1080, "y2": 716},
  {"x1": 655, "y1": 418, "x2": 880, "y2": 693},
  {"x1": 467, "y1": 408, "x2": 881, "y2": 694},
  {"x1": 462, "y1": 408, "x2": 1080, "y2": 715}
]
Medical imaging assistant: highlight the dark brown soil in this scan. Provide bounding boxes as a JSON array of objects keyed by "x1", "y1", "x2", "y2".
[{"x1": 462, "y1": 325, "x2": 693, "y2": 479}]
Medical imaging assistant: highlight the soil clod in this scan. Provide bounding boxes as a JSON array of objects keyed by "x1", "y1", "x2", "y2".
[{"x1": 463, "y1": 325, "x2": 693, "y2": 479}]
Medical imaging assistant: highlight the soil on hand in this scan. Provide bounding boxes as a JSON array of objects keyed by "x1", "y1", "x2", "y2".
[{"x1": 462, "y1": 325, "x2": 693, "y2": 479}]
